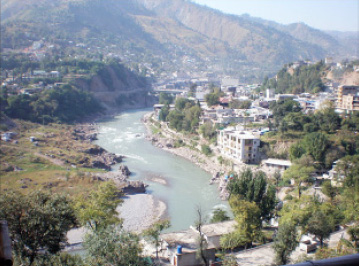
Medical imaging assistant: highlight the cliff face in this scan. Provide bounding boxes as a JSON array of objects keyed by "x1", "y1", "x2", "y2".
[{"x1": 75, "y1": 65, "x2": 155, "y2": 110}]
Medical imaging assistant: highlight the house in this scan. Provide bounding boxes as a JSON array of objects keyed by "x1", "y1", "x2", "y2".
[
  {"x1": 262, "y1": 158, "x2": 292, "y2": 173},
  {"x1": 159, "y1": 221, "x2": 237, "y2": 266},
  {"x1": 160, "y1": 229, "x2": 216, "y2": 266},
  {"x1": 50, "y1": 71, "x2": 60, "y2": 78},
  {"x1": 33, "y1": 70, "x2": 47, "y2": 76},
  {"x1": 337, "y1": 85, "x2": 359, "y2": 112},
  {"x1": 266, "y1": 88, "x2": 275, "y2": 100},
  {"x1": 218, "y1": 130, "x2": 260, "y2": 164},
  {"x1": 299, "y1": 235, "x2": 319, "y2": 253},
  {"x1": 275, "y1": 94, "x2": 297, "y2": 101}
]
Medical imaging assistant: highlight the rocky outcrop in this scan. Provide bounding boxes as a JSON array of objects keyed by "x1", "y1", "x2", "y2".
[
  {"x1": 90, "y1": 168, "x2": 148, "y2": 194},
  {"x1": 84, "y1": 146, "x2": 106, "y2": 155},
  {"x1": 120, "y1": 180, "x2": 148, "y2": 194},
  {"x1": 119, "y1": 164, "x2": 131, "y2": 177}
]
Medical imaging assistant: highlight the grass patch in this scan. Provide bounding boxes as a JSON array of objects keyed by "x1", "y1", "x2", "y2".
[{"x1": 0, "y1": 119, "x2": 108, "y2": 197}]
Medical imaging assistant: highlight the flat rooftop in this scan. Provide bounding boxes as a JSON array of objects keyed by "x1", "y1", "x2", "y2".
[{"x1": 221, "y1": 130, "x2": 260, "y2": 139}]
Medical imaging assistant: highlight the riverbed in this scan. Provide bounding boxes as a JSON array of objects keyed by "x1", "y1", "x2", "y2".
[{"x1": 95, "y1": 109, "x2": 231, "y2": 232}]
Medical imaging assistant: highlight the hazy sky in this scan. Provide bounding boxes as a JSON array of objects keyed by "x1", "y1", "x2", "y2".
[{"x1": 192, "y1": 0, "x2": 359, "y2": 32}]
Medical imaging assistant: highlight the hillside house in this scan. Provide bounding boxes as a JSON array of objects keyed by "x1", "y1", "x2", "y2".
[
  {"x1": 337, "y1": 85, "x2": 359, "y2": 112},
  {"x1": 262, "y1": 158, "x2": 292, "y2": 173},
  {"x1": 218, "y1": 130, "x2": 260, "y2": 164},
  {"x1": 159, "y1": 221, "x2": 237, "y2": 266}
]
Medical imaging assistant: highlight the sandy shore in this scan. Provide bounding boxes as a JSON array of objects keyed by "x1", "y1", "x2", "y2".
[
  {"x1": 66, "y1": 194, "x2": 167, "y2": 246},
  {"x1": 118, "y1": 194, "x2": 167, "y2": 233}
]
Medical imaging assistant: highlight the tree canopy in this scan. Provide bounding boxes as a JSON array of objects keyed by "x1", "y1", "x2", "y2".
[
  {"x1": 74, "y1": 182, "x2": 123, "y2": 231},
  {"x1": 0, "y1": 191, "x2": 77, "y2": 265}
]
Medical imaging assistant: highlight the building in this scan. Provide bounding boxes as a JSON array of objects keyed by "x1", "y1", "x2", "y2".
[
  {"x1": 275, "y1": 94, "x2": 297, "y2": 101},
  {"x1": 266, "y1": 88, "x2": 275, "y2": 100},
  {"x1": 337, "y1": 85, "x2": 359, "y2": 112},
  {"x1": 160, "y1": 229, "x2": 216, "y2": 266},
  {"x1": 218, "y1": 130, "x2": 260, "y2": 164},
  {"x1": 159, "y1": 221, "x2": 237, "y2": 266},
  {"x1": 262, "y1": 158, "x2": 292, "y2": 172}
]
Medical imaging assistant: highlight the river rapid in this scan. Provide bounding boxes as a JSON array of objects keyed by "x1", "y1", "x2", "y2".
[{"x1": 95, "y1": 109, "x2": 231, "y2": 232}]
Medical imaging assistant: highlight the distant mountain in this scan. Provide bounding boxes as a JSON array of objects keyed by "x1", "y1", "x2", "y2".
[{"x1": 1, "y1": 0, "x2": 356, "y2": 79}]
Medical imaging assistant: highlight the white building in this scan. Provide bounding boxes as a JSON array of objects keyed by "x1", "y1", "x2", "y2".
[{"x1": 218, "y1": 130, "x2": 261, "y2": 164}]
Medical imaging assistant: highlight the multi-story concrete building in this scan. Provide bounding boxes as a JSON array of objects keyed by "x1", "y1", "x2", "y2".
[
  {"x1": 218, "y1": 129, "x2": 260, "y2": 164},
  {"x1": 337, "y1": 85, "x2": 359, "y2": 112}
]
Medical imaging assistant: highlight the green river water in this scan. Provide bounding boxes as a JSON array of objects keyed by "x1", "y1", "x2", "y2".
[{"x1": 94, "y1": 109, "x2": 231, "y2": 232}]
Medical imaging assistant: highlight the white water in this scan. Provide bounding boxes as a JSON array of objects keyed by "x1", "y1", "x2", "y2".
[{"x1": 95, "y1": 109, "x2": 231, "y2": 232}]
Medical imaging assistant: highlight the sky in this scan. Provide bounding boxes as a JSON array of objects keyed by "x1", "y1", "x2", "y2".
[{"x1": 192, "y1": 0, "x2": 359, "y2": 32}]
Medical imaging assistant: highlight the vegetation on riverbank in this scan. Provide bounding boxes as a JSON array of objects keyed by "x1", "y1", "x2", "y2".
[{"x1": 0, "y1": 119, "x2": 110, "y2": 197}]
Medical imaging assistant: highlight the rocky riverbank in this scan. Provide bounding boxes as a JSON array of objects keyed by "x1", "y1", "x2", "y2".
[
  {"x1": 142, "y1": 112, "x2": 234, "y2": 200},
  {"x1": 77, "y1": 119, "x2": 168, "y2": 232}
]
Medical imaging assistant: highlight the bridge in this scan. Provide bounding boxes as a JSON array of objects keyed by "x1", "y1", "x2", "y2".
[{"x1": 153, "y1": 88, "x2": 187, "y2": 94}]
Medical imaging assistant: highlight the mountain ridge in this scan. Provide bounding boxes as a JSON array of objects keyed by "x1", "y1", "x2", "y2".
[{"x1": 1, "y1": 0, "x2": 356, "y2": 78}]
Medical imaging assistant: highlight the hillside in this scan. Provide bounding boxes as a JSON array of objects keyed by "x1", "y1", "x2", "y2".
[{"x1": 1, "y1": 0, "x2": 356, "y2": 79}]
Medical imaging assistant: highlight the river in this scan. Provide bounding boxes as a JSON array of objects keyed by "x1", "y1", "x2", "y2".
[{"x1": 94, "y1": 109, "x2": 231, "y2": 232}]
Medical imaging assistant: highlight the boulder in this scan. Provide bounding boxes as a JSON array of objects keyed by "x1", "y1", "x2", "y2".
[
  {"x1": 121, "y1": 180, "x2": 147, "y2": 194},
  {"x1": 84, "y1": 146, "x2": 106, "y2": 155},
  {"x1": 119, "y1": 164, "x2": 131, "y2": 177},
  {"x1": 92, "y1": 160, "x2": 111, "y2": 170}
]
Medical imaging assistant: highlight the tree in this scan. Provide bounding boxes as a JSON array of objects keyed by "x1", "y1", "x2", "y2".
[
  {"x1": 74, "y1": 182, "x2": 123, "y2": 231},
  {"x1": 228, "y1": 169, "x2": 276, "y2": 221},
  {"x1": 159, "y1": 92, "x2": 173, "y2": 105},
  {"x1": 84, "y1": 225, "x2": 148, "y2": 266},
  {"x1": 229, "y1": 196, "x2": 262, "y2": 248},
  {"x1": 199, "y1": 121, "x2": 217, "y2": 141},
  {"x1": 322, "y1": 180, "x2": 337, "y2": 202},
  {"x1": 143, "y1": 220, "x2": 170, "y2": 264},
  {"x1": 307, "y1": 211, "x2": 334, "y2": 247},
  {"x1": 195, "y1": 207, "x2": 209, "y2": 266},
  {"x1": 205, "y1": 92, "x2": 220, "y2": 106},
  {"x1": 159, "y1": 104, "x2": 169, "y2": 121},
  {"x1": 0, "y1": 191, "x2": 77, "y2": 265},
  {"x1": 283, "y1": 164, "x2": 314, "y2": 198},
  {"x1": 189, "y1": 83, "x2": 197, "y2": 97},
  {"x1": 347, "y1": 225, "x2": 359, "y2": 252},
  {"x1": 201, "y1": 144, "x2": 212, "y2": 156},
  {"x1": 211, "y1": 208, "x2": 230, "y2": 223},
  {"x1": 302, "y1": 132, "x2": 329, "y2": 163},
  {"x1": 220, "y1": 231, "x2": 246, "y2": 251},
  {"x1": 229, "y1": 100, "x2": 251, "y2": 109},
  {"x1": 273, "y1": 222, "x2": 299, "y2": 265}
]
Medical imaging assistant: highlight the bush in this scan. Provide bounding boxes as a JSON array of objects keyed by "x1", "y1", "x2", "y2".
[
  {"x1": 201, "y1": 144, "x2": 212, "y2": 156},
  {"x1": 284, "y1": 194, "x2": 293, "y2": 201}
]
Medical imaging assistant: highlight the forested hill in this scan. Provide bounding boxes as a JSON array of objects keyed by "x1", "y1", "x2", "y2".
[
  {"x1": 0, "y1": 57, "x2": 153, "y2": 124},
  {"x1": 261, "y1": 61, "x2": 327, "y2": 94},
  {"x1": 261, "y1": 60, "x2": 359, "y2": 94},
  {"x1": 1, "y1": 0, "x2": 355, "y2": 78}
]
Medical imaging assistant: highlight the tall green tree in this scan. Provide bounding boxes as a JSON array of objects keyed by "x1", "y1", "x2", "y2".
[
  {"x1": 84, "y1": 225, "x2": 148, "y2": 266},
  {"x1": 159, "y1": 92, "x2": 173, "y2": 105},
  {"x1": 0, "y1": 191, "x2": 77, "y2": 266},
  {"x1": 143, "y1": 220, "x2": 170, "y2": 263},
  {"x1": 195, "y1": 207, "x2": 209, "y2": 266},
  {"x1": 74, "y1": 182, "x2": 123, "y2": 231},
  {"x1": 273, "y1": 222, "x2": 299, "y2": 265},
  {"x1": 283, "y1": 164, "x2": 314, "y2": 198},
  {"x1": 228, "y1": 169, "x2": 276, "y2": 221},
  {"x1": 229, "y1": 196, "x2": 262, "y2": 248},
  {"x1": 302, "y1": 132, "x2": 329, "y2": 163},
  {"x1": 307, "y1": 211, "x2": 335, "y2": 247}
]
